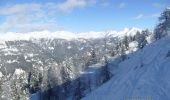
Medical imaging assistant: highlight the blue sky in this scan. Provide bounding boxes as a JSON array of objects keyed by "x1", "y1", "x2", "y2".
[{"x1": 0, "y1": 0, "x2": 169, "y2": 32}]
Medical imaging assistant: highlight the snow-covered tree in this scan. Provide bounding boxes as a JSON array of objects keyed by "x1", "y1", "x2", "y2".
[
  {"x1": 86, "y1": 49, "x2": 97, "y2": 66},
  {"x1": 102, "y1": 33, "x2": 112, "y2": 82},
  {"x1": 73, "y1": 78, "x2": 83, "y2": 100},
  {"x1": 134, "y1": 31, "x2": 148, "y2": 49},
  {"x1": 154, "y1": 7, "x2": 170, "y2": 40}
]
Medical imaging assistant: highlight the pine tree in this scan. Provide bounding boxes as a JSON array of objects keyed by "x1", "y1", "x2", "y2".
[
  {"x1": 74, "y1": 78, "x2": 83, "y2": 100},
  {"x1": 102, "y1": 33, "x2": 111, "y2": 82},
  {"x1": 122, "y1": 36, "x2": 129, "y2": 50},
  {"x1": 134, "y1": 31, "x2": 148, "y2": 49},
  {"x1": 154, "y1": 7, "x2": 170, "y2": 40},
  {"x1": 86, "y1": 49, "x2": 97, "y2": 66}
]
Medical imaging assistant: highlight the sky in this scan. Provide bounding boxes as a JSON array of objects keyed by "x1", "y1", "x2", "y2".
[{"x1": 0, "y1": 0, "x2": 169, "y2": 33}]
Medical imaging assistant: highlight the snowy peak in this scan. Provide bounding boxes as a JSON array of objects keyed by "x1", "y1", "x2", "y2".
[
  {"x1": 117, "y1": 27, "x2": 142, "y2": 37},
  {"x1": 0, "y1": 27, "x2": 142, "y2": 41}
]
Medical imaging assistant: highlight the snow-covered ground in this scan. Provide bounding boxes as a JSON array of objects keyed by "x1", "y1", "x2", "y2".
[{"x1": 83, "y1": 36, "x2": 170, "y2": 100}]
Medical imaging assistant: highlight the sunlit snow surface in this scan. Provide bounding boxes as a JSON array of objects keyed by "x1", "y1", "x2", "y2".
[
  {"x1": 14, "y1": 69, "x2": 25, "y2": 75},
  {"x1": 83, "y1": 37, "x2": 170, "y2": 100}
]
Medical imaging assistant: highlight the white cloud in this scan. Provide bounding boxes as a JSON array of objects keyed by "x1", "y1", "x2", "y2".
[
  {"x1": 133, "y1": 14, "x2": 144, "y2": 20},
  {"x1": 152, "y1": 13, "x2": 160, "y2": 17},
  {"x1": 57, "y1": 0, "x2": 87, "y2": 12},
  {"x1": 0, "y1": 3, "x2": 61, "y2": 32},
  {"x1": 112, "y1": 2, "x2": 127, "y2": 9},
  {"x1": 87, "y1": 0, "x2": 97, "y2": 5},
  {"x1": 132, "y1": 13, "x2": 160, "y2": 20},
  {"x1": 152, "y1": 3, "x2": 165, "y2": 8},
  {"x1": 0, "y1": 13, "x2": 58, "y2": 32},
  {"x1": 0, "y1": 1, "x2": 96, "y2": 32},
  {"x1": 0, "y1": 3, "x2": 42, "y2": 15},
  {"x1": 100, "y1": 2, "x2": 110, "y2": 7},
  {"x1": 118, "y1": 2, "x2": 126, "y2": 9}
]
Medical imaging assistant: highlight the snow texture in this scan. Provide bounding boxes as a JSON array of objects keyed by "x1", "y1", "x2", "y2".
[
  {"x1": 83, "y1": 36, "x2": 170, "y2": 100},
  {"x1": 30, "y1": 92, "x2": 40, "y2": 100}
]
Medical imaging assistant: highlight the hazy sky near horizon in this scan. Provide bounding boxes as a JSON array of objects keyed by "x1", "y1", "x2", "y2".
[{"x1": 0, "y1": 0, "x2": 169, "y2": 32}]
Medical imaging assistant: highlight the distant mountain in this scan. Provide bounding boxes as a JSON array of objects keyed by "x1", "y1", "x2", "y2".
[{"x1": 0, "y1": 27, "x2": 141, "y2": 41}]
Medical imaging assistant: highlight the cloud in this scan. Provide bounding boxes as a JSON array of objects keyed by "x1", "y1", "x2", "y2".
[
  {"x1": 0, "y1": 1, "x2": 97, "y2": 32},
  {"x1": 57, "y1": 0, "x2": 87, "y2": 12},
  {"x1": 152, "y1": 13, "x2": 160, "y2": 17},
  {"x1": 131, "y1": 13, "x2": 160, "y2": 20},
  {"x1": 100, "y1": 2, "x2": 110, "y2": 7},
  {"x1": 133, "y1": 14, "x2": 144, "y2": 20},
  {"x1": 89, "y1": 0, "x2": 97, "y2": 5},
  {"x1": 0, "y1": 12, "x2": 58, "y2": 32},
  {"x1": 0, "y1": 3, "x2": 42, "y2": 15},
  {"x1": 0, "y1": 3, "x2": 60, "y2": 32},
  {"x1": 112, "y1": 2, "x2": 127, "y2": 9},
  {"x1": 118, "y1": 2, "x2": 126, "y2": 9},
  {"x1": 152, "y1": 3, "x2": 165, "y2": 8}
]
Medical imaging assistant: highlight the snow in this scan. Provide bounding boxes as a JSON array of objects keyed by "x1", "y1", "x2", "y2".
[
  {"x1": 2, "y1": 47, "x2": 19, "y2": 55},
  {"x1": 0, "y1": 28, "x2": 141, "y2": 41},
  {"x1": 128, "y1": 41, "x2": 138, "y2": 53},
  {"x1": 2, "y1": 48, "x2": 19, "y2": 52},
  {"x1": 27, "y1": 53, "x2": 36, "y2": 57},
  {"x1": 79, "y1": 47, "x2": 84, "y2": 50},
  {"x1": 27, "y1": 53, "x2": 34, "y2": 57},
  {"x1": 6, "y1": 60, "x2": 18, "y2": 64},
  {"x1": 146, "y1": 35, "x2": 153, "y2": 44},
  {"x1": 83, "y1": 36, "x2": 170, "y2": 100},
  {"x1": 0, "y1": 43, "x2": 6, "y2": 49},
  {"x1": 115, "y1": 27, "x2": 142, "y2": 38},
  {"x1": 14, "y1": 68, "x2": 25, "y2": 75},
  {"x1": 67, "y1": 45, "x2": 72, "y2": 49},
  {"x1": 30, "y1": 92, "x2": 40, "y2": 100},
  {"x1": 0, "y1": 72, "x2": 3, "y2": 78},
  {"x1": 4, "y1": 52, "x2": 15, "y2": 56},
  {"x1": 80, "y1": 63, "x2": 104, "y2": 75},
  {"x1": 48, "y1": 47, "x2": 54, "y2": 50}
]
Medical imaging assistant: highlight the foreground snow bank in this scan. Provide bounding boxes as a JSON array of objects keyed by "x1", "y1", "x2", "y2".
[{"x1": 83, "y1": 37, "x2": 170, "y2": 100}]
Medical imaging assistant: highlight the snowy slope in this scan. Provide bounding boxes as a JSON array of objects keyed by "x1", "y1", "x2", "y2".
[{"x1": 83, "y1": 36, "x2": 170, "y2": 100}]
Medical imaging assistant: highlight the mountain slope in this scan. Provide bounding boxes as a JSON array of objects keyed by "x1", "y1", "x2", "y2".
[
  {"x1": 83, "y1": 36, "x2": 170, "y2": 100},
  {"x1": 0, "y1": 28, "x2": 148, "y2": 100}
]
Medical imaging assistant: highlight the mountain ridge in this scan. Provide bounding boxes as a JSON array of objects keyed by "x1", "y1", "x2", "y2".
[{"x1": 0, "y1": 27, "x2": 142, "y2": 41}]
